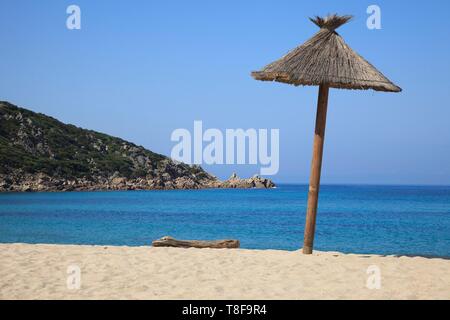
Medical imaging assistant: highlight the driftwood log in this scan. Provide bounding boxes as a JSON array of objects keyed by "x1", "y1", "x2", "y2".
[{"x1": 152, "y1": 236, "x2": 240, "y2": 249}]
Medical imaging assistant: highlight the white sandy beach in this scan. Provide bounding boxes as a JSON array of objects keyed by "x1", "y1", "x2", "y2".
[{"x1": 0, "y1": 243, "x2": 449, "y2": 300}]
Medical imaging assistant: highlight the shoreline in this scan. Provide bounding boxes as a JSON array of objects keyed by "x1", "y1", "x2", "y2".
[
  {"x1": 2, "y1": 242, "x2": 450, "y2": 260},
  {"x1": 0, "y1": 185, "x2": 277, "y2": 194},
  {"x1": 1, "y1": 243, "x2": 449, "y2": 300}
]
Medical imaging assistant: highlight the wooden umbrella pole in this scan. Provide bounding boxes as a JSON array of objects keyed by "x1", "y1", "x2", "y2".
[{"x1": 303, "y1": 84, "x2": 330, "y2": 254}]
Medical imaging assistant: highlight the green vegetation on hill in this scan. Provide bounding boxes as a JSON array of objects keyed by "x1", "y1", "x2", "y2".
[{"x1": 0, "y1": 101, "x2": 206, "y2": 180}]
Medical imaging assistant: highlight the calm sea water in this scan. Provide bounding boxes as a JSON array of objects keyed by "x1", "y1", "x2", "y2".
[{"x1": 0, "y1": 185, "x2": 449, "y2": 257}]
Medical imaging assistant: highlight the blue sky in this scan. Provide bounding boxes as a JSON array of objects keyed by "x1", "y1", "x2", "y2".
[{"x1": 1, "y1": 0, "x2": 450, "y2": 185}]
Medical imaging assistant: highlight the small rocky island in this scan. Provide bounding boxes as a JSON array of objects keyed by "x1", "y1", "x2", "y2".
[{"x1": 0, "y1": 101, "x2": 275, "y2": 192}]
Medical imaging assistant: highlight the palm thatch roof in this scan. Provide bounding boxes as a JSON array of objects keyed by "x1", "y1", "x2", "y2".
[{"x1": 252, "y1": 14, "x2": 401, "y2": 92}]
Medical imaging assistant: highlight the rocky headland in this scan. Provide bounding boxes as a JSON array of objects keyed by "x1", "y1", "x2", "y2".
[{"x1": 0, "y1": 101, "x2": 275, "y2": 192}]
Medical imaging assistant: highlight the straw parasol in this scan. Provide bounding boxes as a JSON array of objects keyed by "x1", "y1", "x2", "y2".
[{"x1": 252, "y1": 14, "x2": 401, "y2": 254}]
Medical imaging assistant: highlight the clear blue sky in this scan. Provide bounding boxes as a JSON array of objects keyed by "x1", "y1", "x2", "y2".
[{"x1": 1, "y1": 0, "x2": 449, "y2": 185}]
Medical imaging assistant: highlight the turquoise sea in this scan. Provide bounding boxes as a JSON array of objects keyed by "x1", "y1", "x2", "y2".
[{"x1": 0, "y1": 185, "x2": 449, "y2": 257}]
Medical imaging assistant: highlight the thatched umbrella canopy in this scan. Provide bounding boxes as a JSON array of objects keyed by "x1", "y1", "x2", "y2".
[
  {"x1": 252, "y1": 14, "x2": 401, "y2": 254},
  {"x1": 252, "y1": 14, "x2": 401, "y2": 92}
]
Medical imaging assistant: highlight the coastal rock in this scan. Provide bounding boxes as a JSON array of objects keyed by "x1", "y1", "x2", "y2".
[
  {"x1": 0, "y1": 171, "x2": 275, "y2": 192},
  {"x1": 220, "y1": 173, "x2": 275, "y2": 189}
]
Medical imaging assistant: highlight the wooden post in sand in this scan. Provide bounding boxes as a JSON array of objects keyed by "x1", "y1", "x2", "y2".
[{"x1": 303, "y1": 84, "x2": 329, "y2": 254}]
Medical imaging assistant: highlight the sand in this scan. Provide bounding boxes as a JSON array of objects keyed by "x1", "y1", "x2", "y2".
[{"x1": 0, "y1": 243, "x2": 449, "y2": 300}]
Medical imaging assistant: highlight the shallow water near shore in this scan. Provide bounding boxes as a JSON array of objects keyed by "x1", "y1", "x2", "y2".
[{"x1": 0, "y1": 184, "x2": 449, "y2": 257}]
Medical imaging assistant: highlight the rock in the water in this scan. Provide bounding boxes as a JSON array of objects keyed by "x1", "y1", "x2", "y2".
[{"x1": 220, "y1": 174, "x2": 275, "y2": 189}]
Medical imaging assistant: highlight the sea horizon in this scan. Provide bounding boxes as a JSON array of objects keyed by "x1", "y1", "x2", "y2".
[{"x1": 2, "y1": 182, "x2": 450, "y2": 192}]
